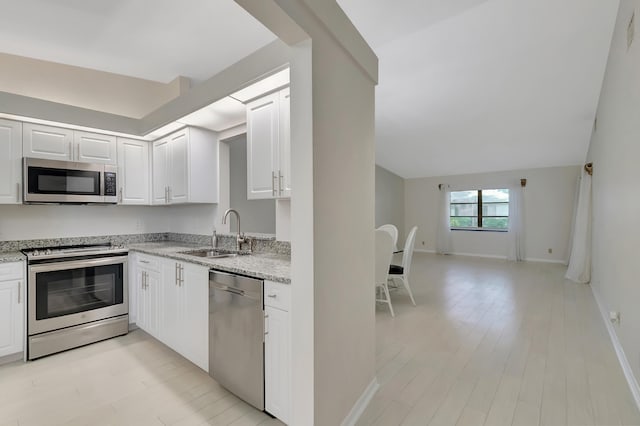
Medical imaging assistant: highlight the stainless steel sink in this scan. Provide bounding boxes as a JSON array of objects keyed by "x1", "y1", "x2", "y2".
[{"x1": 180, "y1": 249, "x2": 238, "y2": 259}]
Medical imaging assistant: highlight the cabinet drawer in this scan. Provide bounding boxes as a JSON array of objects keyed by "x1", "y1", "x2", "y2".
[
  {"x1": 264, "y1": 280, "x2": 290, "y2": 311},
  {"x1": 0, "y1": 262, "x2": 24, "y2": 282},
  {"x1": 135, "y1": 254, "x2": 161, "y2": 271}
]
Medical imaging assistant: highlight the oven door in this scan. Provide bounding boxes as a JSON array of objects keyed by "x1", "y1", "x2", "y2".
[
  {"x1": 28, "y1": 256, "x2": 128, "y2": 335},
  {"x1": 24, "y1": 158, "x2": 105, "y2": 204}
]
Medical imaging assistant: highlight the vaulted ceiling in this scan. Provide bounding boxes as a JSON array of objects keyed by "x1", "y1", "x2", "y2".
[
  {"x1": 0, "y1": 0, "x2": 621, "y2": 178},
  {"x1": 338, "y1": 0, "x2": 620, "y2": 178}
]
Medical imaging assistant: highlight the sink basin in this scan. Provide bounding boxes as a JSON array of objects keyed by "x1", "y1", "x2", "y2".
[{"x1": 180, "y1": 249, "x2": 238, "y2": 259}]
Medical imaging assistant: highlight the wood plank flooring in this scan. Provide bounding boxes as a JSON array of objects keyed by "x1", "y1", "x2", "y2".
[
  {"x1": 360, "y1": 253, "x2": 640, "y2": 426},
  {"x1": 0, "y1": 331, "x2": 283, "y2": 426}
]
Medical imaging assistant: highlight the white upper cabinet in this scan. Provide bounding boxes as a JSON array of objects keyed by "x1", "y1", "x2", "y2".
[
  {"x1": 74, "y1": 131, "x2": 117, "y2": 165},
  {"x1": 23, "y1": 123, "x2": 116, "y2": 164},
  {"x1": 152, "y1": 127, "x2": 218, "y2": 205},
  {"x1": 23, "y1": 123, "x2": 73, "y2": 161},
  {"x1": 0, "y1": 119, "x2": 23, "y2": 204},
  {"x1": 247, "y1": 93, "x2": 279, "y2": 199},
  {"x1": 117, "y1": 138, "x2": 150, "y2": 205},
  {"x1": 246, "y1": 88, "x2": 291, "y2": 200}
]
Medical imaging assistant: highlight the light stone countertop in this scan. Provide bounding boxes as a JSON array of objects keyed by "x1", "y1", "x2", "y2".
[
  {"x1": 127, "y1": 242, "x2": 291, "y2": 284},
  {"x1": 0, "y1": 251, "x2": 25, "y2": 263}
]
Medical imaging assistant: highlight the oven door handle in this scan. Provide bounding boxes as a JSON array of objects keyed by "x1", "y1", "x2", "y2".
[{"x1": 28, "y1": 255, "x2": 128, "y2": 273}]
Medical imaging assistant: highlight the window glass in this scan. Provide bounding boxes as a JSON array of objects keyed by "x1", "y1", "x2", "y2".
[{"x1": 450, "y1": 189, "x2": 509, "y2": 230}]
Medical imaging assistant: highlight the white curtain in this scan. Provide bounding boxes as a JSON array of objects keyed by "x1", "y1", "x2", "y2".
[
  {"x1": 566, "y1": 169, "x2": 592, "y2": 283},
  {"x1": 436, "y1": 184, "x2": 452, "y2": 254},
  {"x1": 507, "y1": 183, "x2": 525, "y2": 261}
]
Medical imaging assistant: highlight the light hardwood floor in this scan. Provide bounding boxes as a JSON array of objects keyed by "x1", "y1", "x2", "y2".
[
  {"x1": 0, "y1": 330, "x2": 284, "y2": 426},
  {"x1": 361, "y1": 252, "x2": 640, "y2": 426}
]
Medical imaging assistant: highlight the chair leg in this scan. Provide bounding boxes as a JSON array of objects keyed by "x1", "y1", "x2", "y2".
[
  {"x1": 400, "y1": 276, "x2": 416, "y2": 306},
  {"x1": 382, "y1": 282, "x2": 394, "y2": 317}
]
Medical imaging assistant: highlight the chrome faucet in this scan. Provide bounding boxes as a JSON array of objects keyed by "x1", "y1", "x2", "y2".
[
  {"x1": 212, "y1": 228, "x2": 218, "y2": 248},
  {"x1": 222, "y1": 208, "x2": 245, "y2": 251}
]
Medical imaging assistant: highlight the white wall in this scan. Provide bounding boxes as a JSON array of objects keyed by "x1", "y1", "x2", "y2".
[
  {"x1": 0, "y1": 204, "x2": 170, "y2": 240},
  {"x1": 405, "y1": 166, "x2": 580, "y2": 262},
  {"x1": 586, "y1": 0, "x2": 640, "y2": 386},
  {"x1": 375, "y1": 165, "x2": 405, "y2": 237}
]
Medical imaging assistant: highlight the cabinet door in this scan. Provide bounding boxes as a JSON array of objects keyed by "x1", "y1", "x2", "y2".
[
  {"x1": 152, "y1": 139, "x2": 170, "y2": 205},
  {"x1": 169, "y1": 130, "x2": 189, "y2": 204},
  {"x1": 138, "y1": 268, "x2": 160, "y2": 338},
  {"x1": 180, "y1": 262, "x2": 209, "y2": 371},
  {"x1": 23, "y1": 123, "x2": 73, "y2": 160},
  {"x1": 117, "y1": 138, "x2": 150, "y2": 205},
  {"x1": 0, "y1": 119, "x2": 23, "y2": 204},
  {"x1": 75, "y1": 131, "x2": 117, "y2": 164},
  {"x1": 278, "y1": 88, "x2": 292, "y2": 198},
  {"x1": 247, "y1": 93, "x2": 279, "y2": 200},
  {"x1": 0, "y1": 279, "x2": 24, "y2": 358},
  {"x1": 264, "y1": 306, "x2": 291, "y2": 424},
  {"x1": 160, "y1": 261, "x2": 182, "y2": 348}
]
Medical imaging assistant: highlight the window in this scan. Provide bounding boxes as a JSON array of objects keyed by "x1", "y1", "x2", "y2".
[{"x1": 450, "y1": 189, "x2": 509, "y2": 230}]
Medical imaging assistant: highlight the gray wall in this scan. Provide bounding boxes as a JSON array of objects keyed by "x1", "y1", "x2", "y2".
[
  {"x1": 375, "y1": 165, "x2": 405, "y2": 238},
  {"x1": 586, "y1": 0, "x2": 640, "y2": 385},
  {"x1": 228, "y1": 135, "x2": 276, "y2": 234}
]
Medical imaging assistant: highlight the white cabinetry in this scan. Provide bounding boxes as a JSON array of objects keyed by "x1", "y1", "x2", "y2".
[
  {"x1": 132, "y1": 253, "x2": 209, "y2": 371},
  {"x1": 264, "y1": 280, "x2": 291, "y2": 424},
  {"x1": 152, "y1": 127, "x2": 218, "y2": 205},
  {"x1": 0, "y1": 119, "x2": 23, "y2": 204},
  {"x1": 246, "y1": 87, "x2": 291, "y2": 200},
  {"x1": 135, "y1": 255, "x2": 161, "y2": 338},
  {"x1": 23, "y1": 123, "x2": 116, "y2": 164},
  {"x1": 0, "y1": 261, "x2": 25, "y2": 358},
  {"x1": 117, "y1": 138, "x2": 150, "y2": 205},
  {"x1": 160, "y1": 260, "x2": 208, "y2": 371}
]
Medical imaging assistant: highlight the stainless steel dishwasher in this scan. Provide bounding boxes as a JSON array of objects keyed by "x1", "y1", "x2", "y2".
[{"x1": 209, "y1": 270, "x2": 264, "y2": 411}]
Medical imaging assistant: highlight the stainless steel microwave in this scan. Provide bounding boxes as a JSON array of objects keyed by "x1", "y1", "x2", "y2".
[{"x1": 23, "y1": 158, "x2": 117, "y2": 204}]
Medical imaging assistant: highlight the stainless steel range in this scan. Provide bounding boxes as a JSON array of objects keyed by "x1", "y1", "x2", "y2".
[{"x1": 23, "y1": 244, "x2": 129, "y2": 359}]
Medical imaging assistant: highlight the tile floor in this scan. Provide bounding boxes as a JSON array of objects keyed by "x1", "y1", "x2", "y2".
[
  {"x1": 2, "y1": 253, "x2": 639, "y2": 425},
  {"x1": 360, "y1": 253, "x2": 640, "y2": 425}
]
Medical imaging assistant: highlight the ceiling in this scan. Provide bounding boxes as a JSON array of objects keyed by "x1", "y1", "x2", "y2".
[
  {"x1": 0, "y1": 0, "x2": 276, "y2": 84},
  {"x1": 338, "y1": 0, "x2": 620, "y2": 178},
  {"x1": 0, "y1": 0, "x2": 620, "y2": 178}
]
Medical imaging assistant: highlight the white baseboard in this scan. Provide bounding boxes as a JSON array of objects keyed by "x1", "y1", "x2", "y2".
[
  {"x1": 414, "y1": 250, "x2": 567, "y2": 264},
  {"x1": 341, "y1": 377, "x2": 379, "y2": 426},
  {"x1": 591, "y1": 284, "x2": 640, "y2": 411}
]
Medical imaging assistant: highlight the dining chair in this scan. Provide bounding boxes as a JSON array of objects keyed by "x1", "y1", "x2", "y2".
[
  {"x1": 377, "y1": 224, "x2": 399, "y2": 252},
  {"x1": 388, "y1": 226, "x2": 417, "y2": 306},
  {"x1": 375, "y1": 229, "x2": 395, "y2": 317}
]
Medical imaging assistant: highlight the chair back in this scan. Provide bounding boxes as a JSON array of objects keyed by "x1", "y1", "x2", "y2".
[
  {"x1": 377, "y1": 224, "x2": 399, "y2": 252},
  {"x1": 402, "y1": 226, "x2": 418, "y2": 278},
  {"x1": 375, "y1": 229, "x2": 394, "y2": 285}
]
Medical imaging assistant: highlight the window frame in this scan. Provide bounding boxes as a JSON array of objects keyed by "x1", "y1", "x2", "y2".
[{"x1": 450, "y1": 189, "x2": 509, "y2": 232}]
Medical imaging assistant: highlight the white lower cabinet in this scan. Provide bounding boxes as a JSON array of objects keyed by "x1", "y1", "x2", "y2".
[
  {"x1": 0, "y1": 261, "x2": 25, "y2": 358},
  {"x1": 264, "y1": 280, "x2": 291, "y2": 424},
  {"x1": 133, "y1": 253, "x2": 208, "y2": 371}
]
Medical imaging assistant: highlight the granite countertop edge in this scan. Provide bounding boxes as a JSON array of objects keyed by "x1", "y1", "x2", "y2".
[
  {"x1": 128, "y1": 242, "x2": 291, "y2": 284},
  {"x1": 0, "y1": 251, "x2": 26, "y2": 263}
]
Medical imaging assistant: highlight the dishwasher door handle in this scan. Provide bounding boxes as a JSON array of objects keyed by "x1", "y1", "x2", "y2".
[{"x1": 215, "y1": 285, "x2": 245, "y2": 296}]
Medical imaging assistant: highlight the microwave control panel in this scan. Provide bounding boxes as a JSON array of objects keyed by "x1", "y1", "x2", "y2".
[{"x1": 104, "y1": 172, "x2": 117, "y2": 197}]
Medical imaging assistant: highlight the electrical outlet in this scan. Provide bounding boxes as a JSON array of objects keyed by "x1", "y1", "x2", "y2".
[
  {"x1": 548, "y1": 248, "x2": 552, "y2": 254},
  {"x1": 610, "y1": 311, "x2": 621, "y2": 325}
]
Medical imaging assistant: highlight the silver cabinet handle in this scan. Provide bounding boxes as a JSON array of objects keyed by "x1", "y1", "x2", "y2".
[
  {"x1": 140, "y1": 260, "x2": 150, "y2": 264},
  {"x1": 278, "y1": 170, "x2": 283, "y2": 195},
  {"x1": 272, "y1": 171, "x2": 277, "y2": 196},
  {"x1": 175, "y1": 263, "x2": 179, "y2": 286},
  {"x1": 119, "y1": 188, "x2": 123, "y2": 203},
  {"x1": 145, "y1": 271, "x2": 149, "y2": 289},
  {"x1": 141, "y1": 271, "x2": 145, "y2": 289},
  {"x1": 180, "y1": 264, "x2": 184, "y2": 286},
  {"x1": 16, "y1": 182, "x2": 20, "y2": 202},
  {"x1": 264, "y1": 313, "x2": 269, "y2": 335},
  {"x1": 76, "y1": 143, "x2": 80, "y2": 160},
  {"x1": 17, "y1": 281, "x2": 21, "y2": 304},
  {"x1": 267, "y1": 294, "x2": 277, "y2": 298}
]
